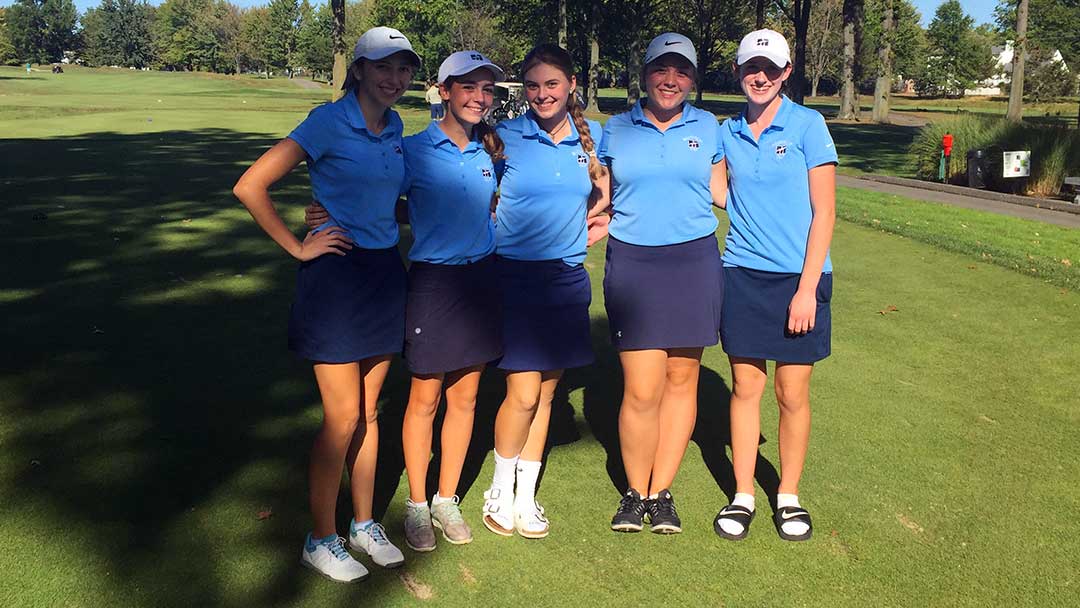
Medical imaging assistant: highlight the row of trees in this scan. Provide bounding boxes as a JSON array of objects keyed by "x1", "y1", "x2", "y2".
[{"x1": 1, "y1": 0, "x2": 1077, "y2": 120}]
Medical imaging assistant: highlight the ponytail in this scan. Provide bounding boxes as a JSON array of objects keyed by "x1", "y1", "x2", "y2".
[
  {"x1": 568, "y1": 94, "x2": 606, "y2": 182},
  {"x1": 474, "y1": 120, "x2": 505, "y2": 163}
]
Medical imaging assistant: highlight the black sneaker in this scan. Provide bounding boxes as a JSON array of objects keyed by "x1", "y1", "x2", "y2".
[
  {"x1": 645, "y1": 489, "x2": 682, "y2": 534},
  {"x1": 610, "y1": 489, "x2": 647, "y2": 532}
]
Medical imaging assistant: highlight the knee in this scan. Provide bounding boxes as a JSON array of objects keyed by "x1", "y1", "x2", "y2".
[
  {"x1": 623, "y1": 381, "x2": 663, "y2": 412},
  {"x1": 408, "y1": 394, "x2": 441, "y2": 418},
  {"x1": 504, "y1": 388, "x2": 540, "y2": 415},
  {"x1": 775, "y1": 384, "x2": 809, "y2": 415},
  {"x1": 732, "y1": 377, "x2": 767, "y2": 403},
  {"x1": 323, "y1": 409, "x2": 361, "y2": 437},
  {"x1": 665, "y1": 366, "x2": 698, "y2": 394},
  {"x1": 362, "y1": 406, "x2": 379, "y2": 426}
]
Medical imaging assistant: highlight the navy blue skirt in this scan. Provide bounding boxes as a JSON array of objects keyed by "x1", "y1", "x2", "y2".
[
  {"x1": 495, "y1": 257, "x2": 594, "y2": 372},
  {"x1": 288, "y1": 247, "x2": 407, "y2": 364},
  {"x1": 720, "y1": 266, "x2": 832, "y2": 364},
  {"x1": 403, "y1": 254, "x2": 503, "y2": 375},
  {"x1": 603, "y1": 234, "x2": 723, "y2": 351}
]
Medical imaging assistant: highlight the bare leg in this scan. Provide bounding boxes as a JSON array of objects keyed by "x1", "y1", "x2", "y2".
[
  {"x1": 729, "y1": 357, "x2": 768, "y2": 496},
  {"x1": 402, "y1": 373, "x2": 444, "y2": 503},
  {"x1": 520, "y1": 371, "x2": 562, "y2": 462},
  {"x1": 309, "y1": 362, "x2": 362, "y2": 538},
  {"x1": 774, "y1": 362, "x2": 814, "y2": 496},
  {"x1": 649, "y1": 348, "x2": 702, "y2": 495},
  {"x1": 493, "y1": 371, "x2": 543, "y2": 459},
  {"x1": 617, "y1": 349, "x2": 668, "y2": 495},
  {"x1": 437, "y1": 365, "x2": 484, "y2": 498},
  {"x1": 345, "y1": 355, "x2": 392, "y2": 522}
]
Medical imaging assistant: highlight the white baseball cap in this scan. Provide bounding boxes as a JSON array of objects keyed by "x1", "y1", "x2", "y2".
[
  {"x1": 437, "y1": 50, "x2": 504, "y2": 84},
  {"x1": 736, "y1": 29, "x2": 791, "y2": 67},
  {"x1": 342, "y1": 27, "x2": 421, "y2": 90},
  {"x1": 643, "y1": 33, "x2": 697, "y2": 69}
]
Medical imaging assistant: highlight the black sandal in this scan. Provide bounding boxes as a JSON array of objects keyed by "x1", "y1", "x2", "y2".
[
  {"x1": 713, "y1": 504, "x2": 755, "y2": 541},
  {"x1": 772, "y1": 506, "x2": 813, "y2": 541}
]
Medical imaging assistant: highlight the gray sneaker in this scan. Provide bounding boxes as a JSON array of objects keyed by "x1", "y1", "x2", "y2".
[
  {"x1": 404, "y1": 502, "x2": 436, "y2": 553},
  {"x1": 431, "y1": 495, "x2": 473, "y2": 544}
]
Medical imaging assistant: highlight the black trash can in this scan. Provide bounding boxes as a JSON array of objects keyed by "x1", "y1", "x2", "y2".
[{"x1": 966, "y1": 149, "x2": 988, "y2": 189}]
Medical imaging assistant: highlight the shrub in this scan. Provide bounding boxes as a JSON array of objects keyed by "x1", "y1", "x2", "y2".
[{"x1": 910, "y1": 114, "x2": 1080, "y2": 196}]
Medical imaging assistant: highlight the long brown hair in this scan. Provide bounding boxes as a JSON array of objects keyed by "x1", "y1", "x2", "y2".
[
  {"x1": 442, "y1": 74, "x2": 505, "y2": 163},
  {"x1": 521, "y1": 44, "x2": 606, "y2": 182}
]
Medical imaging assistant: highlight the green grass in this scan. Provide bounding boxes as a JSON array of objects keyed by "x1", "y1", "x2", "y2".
[{"x1": 2, "y1": 65, "x2": 1079, "y2": 607}]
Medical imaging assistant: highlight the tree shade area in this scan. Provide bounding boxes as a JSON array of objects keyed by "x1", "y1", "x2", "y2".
[{"x1": 1, "y1": 0, "x2": 1078, "y2": 107}]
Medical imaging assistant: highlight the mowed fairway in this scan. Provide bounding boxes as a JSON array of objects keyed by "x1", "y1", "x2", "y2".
[{"x1": 1, "y1": 66, "x2": 1078, "y2": 607}]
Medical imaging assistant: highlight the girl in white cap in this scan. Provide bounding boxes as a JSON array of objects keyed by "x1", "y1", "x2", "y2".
[
  {"x1": 712, "y1": 29, "x2": 837, "y2": 542},
  {"x1": 233, "y1": 27, "x2": 420, "y2": 582},
  {"x1": 588, "y1": 32, "x2": 727, "y2": 535}
]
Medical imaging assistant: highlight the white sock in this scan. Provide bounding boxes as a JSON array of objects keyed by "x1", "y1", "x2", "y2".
[
  {"x1": 647, "y1": 493, "x2": 659, "y2": 500},
  {"x1": 432, "y1": 493, "x2": 453, "y2": 506},
  {"x1": 777, "y1": 493, "x2": 810, "y2": 536},
  {"x1": 406, "y1": 498, "x2": 428, "y2": 510},
  {"x1": 491, "y1": 451, "x2": 518, "y2": 494},
  {"x1": 514, "y1": 459, "x2": 542, "y2": 508},
  {"x1": 718, "y1": 492, "x2": 756, "y2": 536}
]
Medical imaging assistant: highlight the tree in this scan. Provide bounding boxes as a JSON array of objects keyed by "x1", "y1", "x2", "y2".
[
  {"x1": 83, "y1": 0, "x2": 156, "y2": 68},
  {"x1": 1005, "y1": 0, "x2": 1027, "y2": 122},
  {"x1": 996, "y1": 0, "x2": 1080, "y2": 124},
  {"x1": 266, "y1": 0, "x2": 299, "y2": 75},
  {"x1": 837, "y1": 0, "x2": 863, "y2": 119},
  {"x1": 0, "y1": 8, "x2": 18, "y2": 65},
  {"x1": 870, "y1": 0, "x2": 893, "y2": 122},
  {"x1": 374, "y1": 0, "x2": 460, "y2": 81},
  {"x1": 916, "y1": 0, "x2": 993, "y2": 97},
  {"x1": 804, "y1": 0, "x2": 841, "y2": 97},
  {"x1": 297, "y1": 0, "x2": 332, "y2": 77},
  {"x1": 7, "y1": 0, "x2": 78, "y2": 63},
  {"x1": 686, "y1": 0, "x2": 748, "y2": 104},
  {"x1": 240, "y1": 5, "x2": 270, "y2": 77},
  {"x1": 861, "y1": 0, "x2": 923, "y2": 86},
  {"x1": 776, "y1": 0, "x2": 814, "y2": 103},
  {"x1": 586, "y1": 0, "x2": 600, "y2": 112}
]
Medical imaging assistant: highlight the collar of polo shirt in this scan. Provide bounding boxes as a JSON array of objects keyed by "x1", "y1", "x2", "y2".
[
  {"x1": 344, "y1": 92, "x2": 402, "y2": 138},
  {"x1": 425, "y1": 120, "x2": 482, "y2": 150},
  {"x1": 630, "y1": 99, "x2": 696, "y2": 130},
  {"x1": 521, "y1": 111, "x2": 581, "y2": 145},
  {"x1": 731, "y1": 94, "x2": 794, "y2": 139}
]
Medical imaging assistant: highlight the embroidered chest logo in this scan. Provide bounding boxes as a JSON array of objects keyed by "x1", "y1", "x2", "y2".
[
  {"x1": 775, "y1": 144, "x2": 788, "y2": 158},
  {"x1": 480, "y1": 167, "x2": 493, "y2": 180},
  {"x1": 576, "y1": 153, "x2": 589, "y2": 166},
  {"x1": 394, "y1": 145, "x2": 403, "y2": 155},
  {"x1": 685, "y1": 137, "x2": 701, "y2": 150}
]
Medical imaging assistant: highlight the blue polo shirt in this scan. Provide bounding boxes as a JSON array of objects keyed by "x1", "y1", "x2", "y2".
[
  {"x1": 288, "y1": 93, "x2": 405, "y2": 248},
  {"x1": 494, "y1": 113, "x2": 602, "y2": 266},
  {"x1": 597, "y1": 101, "x2": 722, "y2": 246},
  {"x1": 720, "y1": 96, "x2": 838, "y2": 274},
  {"x1": 402, "y1": 121, "x2": 497, "y2": 264}
]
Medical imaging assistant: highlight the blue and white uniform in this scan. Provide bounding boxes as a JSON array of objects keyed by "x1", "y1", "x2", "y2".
[
  {"x1": 493, "y1": 112, "x2": 600, "y2": 371},
  {"x1": 718, "y1": 95, "x2": 838, "y2": 363},
  {"x1": 285, "y1": 93, "x2": 408, "y2": 363},
  {"x1": 597, "y1": 101, "x2": 725, "y2": 351},
  {"x1": 401, "y1": 121, "x2": 502, "y2": 374}
]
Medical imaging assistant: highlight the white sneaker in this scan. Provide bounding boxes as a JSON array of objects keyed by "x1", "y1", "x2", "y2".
[
  {"x1": 514, "y1": 500, "x2": 550, "y2": 539},
  {"x1": 481, "y1": 487, "x2": 514, "y2": 537},
  {"x1": 300, "y1": 534, "x2": 369, "y2": 583},
  {"x1": 349, "y1": 520, "x2": 405, "y2": 568}
]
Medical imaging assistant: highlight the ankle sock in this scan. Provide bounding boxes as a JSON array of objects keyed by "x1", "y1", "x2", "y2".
[
  {"x1": 406, "y1": 498, "x2": 428, "y2": 510},
  {"x1": 492, "y1": 450, "x2": 519, "y2": 494},
  {"x1": 514, "y1": 459, "x2": 541, "y2": 507},
  {"x1": 777, "y1": 493, "x2": 809, "y2": 536},
  {"x1": 352, "y1": 518, "x2": 374, "y2": 531},
  {"x1": 432, "y1": 493, "x2": 453, "y2": 506},
  {"x1": 718, "y1": 492, "x2": 756, "y2": 536}
]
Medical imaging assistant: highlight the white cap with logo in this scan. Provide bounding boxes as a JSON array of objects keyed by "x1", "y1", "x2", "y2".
[
  {"x1": 736, "y1": 29, "x2": 791, "y2": 68},
  {"x1": 437, "y1": 50, "x2": 504, "y2": 84},
  {"x1": 643, "y1": 33, "x2": 698, "y2": 69},
  {"x1": 342, "y1": 26, "x2": 421, "y2": 90}
]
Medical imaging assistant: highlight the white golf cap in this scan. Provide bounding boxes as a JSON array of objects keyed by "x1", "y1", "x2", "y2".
[
  {"x1": 736, "y1": 29, "x2": 791, "y2": 67},
  {"x1": 342, "y1": 26, "x2": 420, "y2": 90},
  {"x1": 643, "y1": 33, "x2": 697, "y2": 69},
  {"x1": 437, "y1": 50, "x2": 504, "y2": 84}
]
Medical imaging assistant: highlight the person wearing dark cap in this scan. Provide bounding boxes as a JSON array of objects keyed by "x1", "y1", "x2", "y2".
[
  {"x1": 588, "y1": 32, "x2": 727, "y2": 535},
  {"x1": 233, "y1": 26, "x2": 420, "y2": 582}
]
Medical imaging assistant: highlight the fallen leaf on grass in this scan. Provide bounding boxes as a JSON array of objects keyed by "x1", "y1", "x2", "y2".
[
  {"x1": 1063, "y1": 259, "x2": 1072, "y2": 267},
  {"x1": 256, "y1": 508, "x2": 273, "y2": 520},
  {"x1": 459, "y1": 564, "x2": 477, "y2": 585},
  {"x1": 977, "y1": 415, "x2": 997, "y2": 424},
  {"x1": 878, "y1": 305, "x2": 899, "y2": 315},
  {"x1": 896, "y1": 513, "x2": 924, "y2": 534},
  {"x1": 400, "y1": 572, "x2": 434, "y2": 600},
  {"x1": 181, "y1": 218, "x2": 193, "y2": 224}
]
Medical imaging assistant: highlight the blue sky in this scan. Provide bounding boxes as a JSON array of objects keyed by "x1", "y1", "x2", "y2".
[{"x1": 3, "y1": 0, "x2": 1000, "y2": 28}]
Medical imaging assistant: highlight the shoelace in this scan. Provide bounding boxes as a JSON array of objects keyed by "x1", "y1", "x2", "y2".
[
  {"x1": 366, "y1": 522, "x2": 390, "y2": 545},
  {"x1": 407, "y1": 507, "x2": 431, "y2": 529},
  {"x1": 436, "y1": 497, "x2": 465, "y2": 524},
  {"x1": 618, "y1": 493, "x2": 644, "y2": 516},
  {"x1": 652, "y1": 496, "x2": 678, "y2": 521},
  {"x1": 327, "y1": 536, "x2": 351, "y2": 561}
]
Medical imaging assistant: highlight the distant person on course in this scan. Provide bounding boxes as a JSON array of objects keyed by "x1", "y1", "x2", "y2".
[
  {"x1": 232, "y1": 26, "x2": 420, "y2": 583},
  {"x1": 426, "y1": 80, "x2": 444, "y2": 121},
  {"x1": 712, "y1": 29, "x2": 837, "y2": 543}
]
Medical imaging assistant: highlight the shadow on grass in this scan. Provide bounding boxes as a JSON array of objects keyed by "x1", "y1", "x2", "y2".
[{"x1": 827, "y1": 122, "x2": 922, "y2": 176}]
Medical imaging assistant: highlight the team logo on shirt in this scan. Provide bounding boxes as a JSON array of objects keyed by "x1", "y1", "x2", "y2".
[
  {"x1": 480, "y1": 167, "x2": 493, "y2": 180},
  {"x1": 775, "y1": 142, "x2": 789, "y2": 158},
  {"x1": 684, "y1": 136, "x2": 701, "y2": 150},
  {"x1": 394, "y1": 145, "x2": 403, "y2": 155},
  {"x1": 576, "y1": 153, "x2": 589, "y2": 166}
]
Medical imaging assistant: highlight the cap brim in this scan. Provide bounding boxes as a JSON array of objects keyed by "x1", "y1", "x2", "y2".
[
  {"x1": 442, "y1": 63, "x2": 505, "y2": 83},
  {"x1": 357, "y1": 48, "x2": 422, "y2": 66},
  {"x1": 736, "y1": 52, "x2": 788, "y2": 68},
  {"x1": 644, "y1": 51, "x2": 698, "y2": 70}
]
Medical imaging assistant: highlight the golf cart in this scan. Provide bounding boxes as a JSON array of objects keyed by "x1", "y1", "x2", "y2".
[{"x1": 485, "y1": 82, "x2": 529, "y2": 125}]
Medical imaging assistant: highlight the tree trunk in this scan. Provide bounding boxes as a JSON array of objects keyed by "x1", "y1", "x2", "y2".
[
  {"x1": 330, "y1": 0, "x2": 346, "y2": 101},
  {"x1": 838, "y1": 0, "x2": 862, "y2": 119},
  {"x1": 789, "y1": 0, "x2": 812, "y2": 104},
  {"x1": 756, "y1": 0, "x2": 765, "y2": 28},
  {"x1": 871, "y1": 0, "x2": 893, "y2": 123},
  {"x1": 1006, "y1": 0, "x2": 1028, "y2": 123},
  {"x1": 559, "y1": 0, "x2": 568, "y2": 49},
  {"x1": 586, "y1": 0, "x2": 600, "y2": 112},
  {"x1": 627, "y1": 42, "x2": 641, "y2": 107},
  {"x1": 811, "y1": 77, "x2": 819, "y2": 98}
]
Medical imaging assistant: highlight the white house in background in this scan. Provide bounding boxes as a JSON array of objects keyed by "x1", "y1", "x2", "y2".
[{"x1": 966, "y1": 40, "x2": 1069, "y2": 96}]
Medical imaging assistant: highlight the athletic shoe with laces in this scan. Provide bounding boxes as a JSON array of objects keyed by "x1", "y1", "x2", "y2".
[
  {"x1": 431, "y1": 495, "x2": 473, "y2": 544},
  {"x1": 300, "y1": 533, "x2": 369, "y2": 583},
  {"x1": 482, "y1": 487, "x2": 515, "y2": 537},
  {"x1": 610, "y1": 489, "x2": 647, "y2": 532},
  {"x1": 404, "y1": 502, "x2": 437, "y2": 552},
  {"x1": 645, "y1": 488, "x2": 682, "y2": 534},
  {"x1": 349, "y1": 519, "x2": 405, "y2": 568}
]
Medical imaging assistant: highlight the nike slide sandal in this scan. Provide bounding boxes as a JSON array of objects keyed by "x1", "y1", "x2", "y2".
[
  {"x1": 713, "y1": 504, "x2": 755, "y2": 541},
  {"x1": 773, "y1": 506, "x2": 813, "y2": 541}
]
